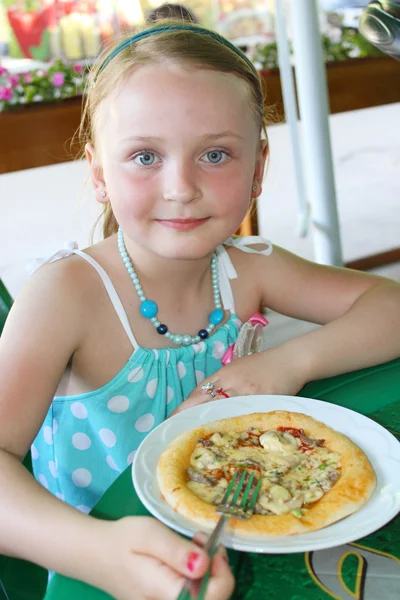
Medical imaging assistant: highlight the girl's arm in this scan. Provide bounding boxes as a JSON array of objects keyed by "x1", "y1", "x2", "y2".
[
  {"x1": 257, "y1": 246, "x2": 400, "y2": 380},
  {"x1": 174, "y1": 247, "x2": 400, "y2": 413},
  {"x1": 0, "y1": 263, "x2": 233, "y2": 600}
]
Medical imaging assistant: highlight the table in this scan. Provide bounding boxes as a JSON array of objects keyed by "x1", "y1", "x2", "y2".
[{"x1": 45, "y1": 359, "x2": 400, "y2": 600}]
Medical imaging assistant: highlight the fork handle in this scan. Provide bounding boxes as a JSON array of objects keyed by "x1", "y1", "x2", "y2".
[{"x1": 176, "y1": 515, "x2": 230, "y2": 600}]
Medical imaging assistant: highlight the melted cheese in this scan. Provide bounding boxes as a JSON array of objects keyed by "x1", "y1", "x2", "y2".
[{"x1": 187, "y1": 429, "x2": 341, "y2": 516}]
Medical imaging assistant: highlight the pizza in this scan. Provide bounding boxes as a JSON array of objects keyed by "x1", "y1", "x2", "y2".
[{"x1": 156, "y1": 411, "x2": 376, "y2": 536}]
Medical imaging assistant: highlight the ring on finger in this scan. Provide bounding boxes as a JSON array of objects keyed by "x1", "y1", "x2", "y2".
[
  {"x1": 201, "y1": 382, "x2": 230, "y2": 399},
  {"x1": 201, "y1": 382, "x2": 217, "y2": 398}
]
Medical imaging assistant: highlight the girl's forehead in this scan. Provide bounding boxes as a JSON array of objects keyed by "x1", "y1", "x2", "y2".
[{"x1": 97, "y1": 63, "x2": 258, "y2": 141}]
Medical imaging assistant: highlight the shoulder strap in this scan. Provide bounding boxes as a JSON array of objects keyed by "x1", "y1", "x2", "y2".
[
  {"x1": 215, "y1": 236, "x2": 273, "y2": 314},
  {"x1": 28, "y1": 242, "x2": 138, "y2": 351}
]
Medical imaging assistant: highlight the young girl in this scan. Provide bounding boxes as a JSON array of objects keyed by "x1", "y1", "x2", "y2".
[{"x1": 1, "y1": 20, "x2": 400, "y2": 600}]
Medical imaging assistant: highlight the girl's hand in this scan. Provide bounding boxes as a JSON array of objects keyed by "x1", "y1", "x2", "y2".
[
  {"x1": 171, "y1": 345, "x2": 308, "y2": 416},
  {"x1": 93, "y1": 516, "x2": 234, "y2": 600}
]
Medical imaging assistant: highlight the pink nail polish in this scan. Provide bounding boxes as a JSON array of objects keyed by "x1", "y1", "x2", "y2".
[{"x1": 187, "y1": 551, "x2": 200, "y2": 572}]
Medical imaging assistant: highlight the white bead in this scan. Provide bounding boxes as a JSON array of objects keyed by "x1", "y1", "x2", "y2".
[
  {"x1": 154, "y1": 320, "x2": 160, "y2": 327},
  {"x1": 182, "y1": 335, "x2": 191, "y2": 345}
]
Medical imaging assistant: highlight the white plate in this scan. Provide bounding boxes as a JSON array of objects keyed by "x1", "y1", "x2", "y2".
[{"x1": 132, "y1": 395, "x2": 400, "y2": 553}]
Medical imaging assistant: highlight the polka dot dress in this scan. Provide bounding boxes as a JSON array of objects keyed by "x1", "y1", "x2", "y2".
[{"x1": 31, "y1": 316, "x2": 242, "y2": 512}]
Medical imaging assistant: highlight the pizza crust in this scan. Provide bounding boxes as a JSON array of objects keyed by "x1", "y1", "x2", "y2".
[{"x1": 156, "y1": 411, "x2": 376, "y2": 536}]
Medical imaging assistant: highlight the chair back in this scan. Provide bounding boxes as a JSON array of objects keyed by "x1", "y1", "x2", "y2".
[{"x1": 0, "y1": 280, "x2": 13, "y2": 335}]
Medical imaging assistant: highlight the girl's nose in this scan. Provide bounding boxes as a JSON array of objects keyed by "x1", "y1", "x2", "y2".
[{"x1": 163, "y1": 161, "x2": 200, "y2": 204}]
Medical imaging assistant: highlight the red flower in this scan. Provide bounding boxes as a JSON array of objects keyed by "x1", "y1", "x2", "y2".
[
  {"x1": 8, "y1": 75, "x2": 19, "y2": 88},
  {"x1": 51, "y1": 72, "x2": 65, "y2": 87},
  {"x1": 0, "y1": 86, "x2": 13, "y2": 101}
]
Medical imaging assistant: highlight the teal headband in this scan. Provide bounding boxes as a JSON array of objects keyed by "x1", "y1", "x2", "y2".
[{"x1": 96, "y1": 24, "x2": 258, "y2": 79}]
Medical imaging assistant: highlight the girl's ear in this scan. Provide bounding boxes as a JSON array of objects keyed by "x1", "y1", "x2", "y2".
[
  {"x1": 85, "y1": 143, "x2": 108, "y2": 204},
  {"x1": 251, "y1": 140, "x2": 269, "y2": 198}
]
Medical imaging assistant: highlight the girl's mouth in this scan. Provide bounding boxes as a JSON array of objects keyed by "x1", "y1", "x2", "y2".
[{"x1": 156, "y1": 217, "x2": 210, "y2": 231}]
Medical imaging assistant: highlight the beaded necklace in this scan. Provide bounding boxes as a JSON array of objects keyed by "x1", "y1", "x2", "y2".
[{"x1": 117, "y1": 228, "x2": 224, "y2": 346}]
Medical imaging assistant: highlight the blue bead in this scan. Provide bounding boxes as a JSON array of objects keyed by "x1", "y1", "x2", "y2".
[
  {"x1": 198, "y1": 329, "x2": 209, "y2": 339},
  {"x1": 140, "y1": 300, "x2": 158, "y2": 319},
  {"x1": 209, "y1": 308, "x2": 224, "y2": 325},
  {"x1": 157, "y1": 324, "x2": 168, "y2": 335}
]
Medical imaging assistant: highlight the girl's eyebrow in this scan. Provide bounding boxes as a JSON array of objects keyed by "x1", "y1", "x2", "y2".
[{"x1": 120, "y1": 132, "x2": 244, "y2": 143}]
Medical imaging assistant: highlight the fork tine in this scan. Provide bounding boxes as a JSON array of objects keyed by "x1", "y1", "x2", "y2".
[
  {"x1": 231, "y1": 470, "x2": 247, "y2": 504},
  {"x1": 218, "y1": 469, "x2": 261, "y2": 518},
  {"x1": 239, "y1": 472, "x2": 255, "y2": 508},
  {"x1": 248, "y1": 473, "x2": 262, "y2": 511},
  {"x1": 220, "y1": 469, "x2": 240, "y2": 505}
]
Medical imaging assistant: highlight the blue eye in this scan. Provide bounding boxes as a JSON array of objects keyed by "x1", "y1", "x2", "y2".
[
  {"x1": 205, "y1": 150, "x2": 224, "y2": 164},
  {"x1": 134, "y1": 152, "x2": 157, "y2": 166}
]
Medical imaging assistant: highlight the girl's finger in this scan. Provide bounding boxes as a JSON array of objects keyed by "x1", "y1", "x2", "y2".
[
  {"x1": 132, "y1": 518, "x2": 210, "y2": 578},
  {"x1": 206, "y1": 552, "x2": 235, "y2": 600}
]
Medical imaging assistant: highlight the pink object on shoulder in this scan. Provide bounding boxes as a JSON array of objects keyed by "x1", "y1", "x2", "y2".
[{"x1": 222, "y1": 312, "x2": 268, "y2": 365}]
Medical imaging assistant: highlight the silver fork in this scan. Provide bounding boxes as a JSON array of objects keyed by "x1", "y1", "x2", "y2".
[{"x1": 176, "y1": 469, "x2": 262, "y2": 600}]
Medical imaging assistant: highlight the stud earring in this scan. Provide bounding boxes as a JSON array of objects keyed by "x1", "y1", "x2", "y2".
[
  {"x1": 252, "y1": 185, "x2": 257, "y2": 193},
  {"x1": 100, "y1": 190, "x2": 107, "y2": 199}
]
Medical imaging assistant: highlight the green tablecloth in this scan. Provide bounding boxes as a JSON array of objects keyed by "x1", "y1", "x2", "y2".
[{"x1": 45, "y1": 360, "x2": 400, "y2": 600}]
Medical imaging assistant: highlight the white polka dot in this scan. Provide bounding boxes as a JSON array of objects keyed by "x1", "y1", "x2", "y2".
[
  {"x1": 99, "y1": 428, "x2": 116, "y2": 448},
  {"x1": 70, "y1": 402, "x2": 88, "y2": 419},
  {"x1": 38, "y1": 474, "x2": 48, "y2": 489},
  {"x1": 166, "y1": 386, "x2": 174, "y2": 404},
  {"x1": 127, "y1": 450, "x2": 137, "y2": 465},
  {"x1": 192, "y1": 341, "x2": 206, "y2": 355},
  {"x1": 146, "y1": 378, "x2": 158, "y2": 399},
  {"x1": 72, "y1": 468, "x2": 92, "y2": 488},
  {"x1": 177, "y1": 361, "x2": 186, "y2": 379},
  {"x1": 107, "y1": 395, "x2": 130, "y2": 413},
  {"x1": 72, "y1": 432, "x2": 91, "y2": 451},
  {"x1": 195, "y1": 370, "x2": 205, "y2": 385},
  {"x1": 56, "y1": 492, "x2": 65, "y2": 501},
  {"x1": 153, "y1": 349, "x2": 159, "y2": 359},
  {"x1": 212, "y1": 340, "x2": 226, "y2": 359},
  {"x1": 49, "y1": 460, "x2": 58, "y2": 478},
  {"x1": 76, "y1": 505, "x2": 91, "y2": 514},
  {"x1": 52, "y1": 419, "x2": 58, "y2": 434},
  {"x1": 31, "y1": 445, "x2": 39, "y2": 460},
  {"x1": 106, "y1": 456, "x2": 120, "y2": 472},
  {"x1": 43, "y1": 426, "x2": 53, "y2": 445},
  {"x1": 128, "y1": 366, "x2": 144, "y2": 383},
  {"x1": 165, "y1": 350, "x2": 170, "y2": 366},
  {"x1": 135, "y1": 413, "x2": 155, "y2": 432}
]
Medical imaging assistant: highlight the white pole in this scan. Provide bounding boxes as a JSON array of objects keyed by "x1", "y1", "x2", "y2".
[
  {"x1": 289, "y1": 0, "x2": 343, "y2": 266},
  {"x1": 274, "y1": 0, "x2": 310, "y2": 238}
]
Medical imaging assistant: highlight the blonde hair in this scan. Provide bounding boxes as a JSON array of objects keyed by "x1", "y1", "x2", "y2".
[{"x1": 79, "y1": 20, "x2": 275, "y2": 239}]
